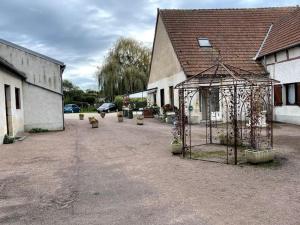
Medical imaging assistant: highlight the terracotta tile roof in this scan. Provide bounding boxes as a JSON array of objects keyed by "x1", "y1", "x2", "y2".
[
  {"x1": 258, "y1": 8, "x2": 300, "y2": 57},
  {"x1": 159, "y1": 7, "x2": 296, "y2": 76}
]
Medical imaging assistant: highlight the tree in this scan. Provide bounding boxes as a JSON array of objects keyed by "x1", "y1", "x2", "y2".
[
  {"x1": 63, "y1": 79, "x2": 77, "y2": 92},
  {"x1": 63, "y1": 79, "x2": 102, "y2": 106},
  {"x1": 96, "y1": 37, "x2": 151, "y2": 100}
]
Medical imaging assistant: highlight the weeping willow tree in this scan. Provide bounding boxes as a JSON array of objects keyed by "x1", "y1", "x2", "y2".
[{"x1": 97, "y1": 37, "x2": 151, "y2": 101}]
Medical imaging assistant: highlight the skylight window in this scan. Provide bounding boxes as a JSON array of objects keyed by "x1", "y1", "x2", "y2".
[{"x1": 198, "y1": 38, "x2": 212, "y2": 47}]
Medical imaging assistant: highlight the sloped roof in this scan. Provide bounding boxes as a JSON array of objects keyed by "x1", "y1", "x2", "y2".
[
  {"x1": 159, "y1": 7, "x2": 296, "y2": 76},
  {"x1": 0, "y1": 56, "x2": 26, "y2": 79},
  {"x1": 258, "y1": 7, "x2": 300, "y2": 57},
  {"x1": 0, "y1": 39, "x2": 65, "y2": 66}
]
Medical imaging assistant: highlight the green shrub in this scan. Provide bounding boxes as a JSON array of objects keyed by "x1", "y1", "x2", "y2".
[
  {"x1": 129, "y1": 98, "x2": 147, "y2": 110},
  {"x1": 80, "y1": 106, "x2": 97, "y2": 113},
  {"x1": 3, "y1": 135, "x2": 14, "y2": 144},
  {"x1": 29, "y1": 128, "x2": 49, "y2": 133},
  {"x1": 114, "y1": 95, "x2": 124, "y2": 111}
]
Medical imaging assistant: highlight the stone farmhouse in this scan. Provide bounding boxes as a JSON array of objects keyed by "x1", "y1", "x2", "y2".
[
  {"x1": 147, "y1": 7, "x2": 300, "y2": 125},
  {"x1": 0, "y1": 39, "x2": 65, "y2": 143}
]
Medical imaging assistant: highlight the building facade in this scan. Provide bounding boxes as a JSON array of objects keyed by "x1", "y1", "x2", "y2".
[
  {"x1": 0, "y1": 39, "x2": 65, "y2": 143},
  {"x1": 0, "y1": 58, "x2": 26, "y2": 142},
  {"x1": 148, "y1": 7, "x2": 300, "y2": 125}
]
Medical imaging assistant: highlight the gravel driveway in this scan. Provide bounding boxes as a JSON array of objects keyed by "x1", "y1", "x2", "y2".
[{"x1": 0, "y1": 113, "x2": 299, "y2": 225}]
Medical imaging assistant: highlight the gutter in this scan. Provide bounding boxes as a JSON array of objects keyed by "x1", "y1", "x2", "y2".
[
  {"x1": 60, "y1": 65, "x2": 66, "y2": 130},
  {"x1": 253, "y1": 24, "x2": 273, "y2": 60}
]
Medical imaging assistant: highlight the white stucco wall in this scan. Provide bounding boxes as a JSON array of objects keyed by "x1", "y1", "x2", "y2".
[
  {"x1": 0, "y1": 70, "x2": 24, "y2": 143},
  {"x1": 147, "y1": 14, "x2": 188, "y2": 114},
  {"x1": 265, "y1": 46, "x2": 300, "y2": 125},
  {"x1": 22, "y1": 82, "x2": 63, "y2": 131},
  {"x1": 0, "y1": 43, "x2": 62, "y2": 93},
  {"x1": 148, "y1": 71, "x2": 186, "y2": 108},
  {"x1": 0, "y1": 41, "x2": 64, "y2": 131}
]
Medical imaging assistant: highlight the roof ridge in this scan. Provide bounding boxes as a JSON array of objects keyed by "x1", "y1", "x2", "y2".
[{"x1": 159, "y1": 6, "x2": 297, "y2": 11}]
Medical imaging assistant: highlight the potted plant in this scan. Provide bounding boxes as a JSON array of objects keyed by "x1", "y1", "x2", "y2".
[
  {"x1": 245, "y1": 149, "x2": 275, "y2": 164},
  {"x1": 170, "y1": 123, "x2": 182, "y2": 154},
  {"x1": 91, "y1": 118, "x2": 99, "y2": 128},
  {"x1": 88, "y1": 117, "x2": 94, "y2": 124},
  {"x1": 117, "y1": 111, "x2": 123, "y2": 122},
  {"x1": 100, "y1": 112, "x2": 105, "y2": 118},
  {"x1": 137, "y1": 115, "x2": 144, "y2": 125},
  {"x1": 79, "y1": 113, "x2": 84, "y2": 120}
]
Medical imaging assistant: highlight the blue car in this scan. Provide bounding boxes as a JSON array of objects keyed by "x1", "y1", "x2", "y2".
[{"x1": 64, "y1": 104, "x2": 80, "y2": 113}]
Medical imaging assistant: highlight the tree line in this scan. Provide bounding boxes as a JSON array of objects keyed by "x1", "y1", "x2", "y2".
[{"x1": 63, "y1": 79, "x2": 103, "y2": 108}]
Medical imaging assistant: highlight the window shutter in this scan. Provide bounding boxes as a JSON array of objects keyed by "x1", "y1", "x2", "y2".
[
  {"x1": 296, "y1": 83, "x2": 300, "y2": 106},
  {"x1": 274, "y1": 85, "x2": 282, "y2": 106}
]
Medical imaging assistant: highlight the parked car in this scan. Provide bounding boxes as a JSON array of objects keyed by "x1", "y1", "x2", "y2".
[
  {"x1": 97, "y1": 103, "x2": 116, "y2": 113},
  {"x1": 64, "y1": 104, "x2": 80, "y2": 113}
]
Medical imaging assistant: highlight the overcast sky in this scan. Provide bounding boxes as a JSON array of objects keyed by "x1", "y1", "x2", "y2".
[{"x1": 0, "y1": 0, "x2": 298, "y2": 90}]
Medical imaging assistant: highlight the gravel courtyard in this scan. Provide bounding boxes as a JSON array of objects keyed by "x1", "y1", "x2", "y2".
[{"x1": 0, "y1": 113, "x2": 299, "y2": 225}]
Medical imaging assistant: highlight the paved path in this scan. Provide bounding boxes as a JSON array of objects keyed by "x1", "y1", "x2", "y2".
[{"x1": 0, "y1": 113, "x2": 299, "y2": 225}]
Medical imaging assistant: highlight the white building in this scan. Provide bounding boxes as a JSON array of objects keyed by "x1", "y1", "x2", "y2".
[
  {"x1": 256, "y1": 8, "x2": 300, "y2": 124},
  {"x1": 0, "y1": 39, "x2": 65, "y2": 143},
  {"x1": 148, "y1": 7, "x2": 300, "y2": 124}
]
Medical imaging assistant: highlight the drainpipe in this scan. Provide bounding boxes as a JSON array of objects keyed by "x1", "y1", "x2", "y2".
[{"x1": 60, "y1": 65, "x2": 66, "y2": 130}]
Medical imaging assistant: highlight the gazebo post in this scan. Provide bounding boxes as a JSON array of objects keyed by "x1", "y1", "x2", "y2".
[
  {"x1": 208, "y1": 88, "x2": 212, "y2": 144},
  {"x1": 179, "y1": 89, "x2": 186, "y2": 157},
  {"x1": 233, "y1": 83, "x2": 238, "y2": 165}
]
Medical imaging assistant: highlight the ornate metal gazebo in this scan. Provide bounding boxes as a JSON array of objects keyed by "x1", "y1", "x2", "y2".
[{"x1": 175, "y1": 60, "x2": 277, "y2": 164}]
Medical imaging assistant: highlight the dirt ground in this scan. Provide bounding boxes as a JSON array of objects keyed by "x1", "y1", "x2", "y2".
[{"x1": 0, "y1": 113, "x2": 299, "y2": 225}]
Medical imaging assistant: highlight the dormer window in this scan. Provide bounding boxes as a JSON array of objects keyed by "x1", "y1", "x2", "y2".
[{"x1": 198, "y1": 38, "x2": 212, "y2": 47}]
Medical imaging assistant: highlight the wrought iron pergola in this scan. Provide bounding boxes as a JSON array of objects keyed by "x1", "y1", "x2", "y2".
[{"x1": 175, "y1": 61, "x2": 277, "y2": 164}]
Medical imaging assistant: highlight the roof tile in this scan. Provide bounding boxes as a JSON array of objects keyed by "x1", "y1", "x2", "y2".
[{"x1": 159, "y1": 7, "x2": 296, "y2": 75}]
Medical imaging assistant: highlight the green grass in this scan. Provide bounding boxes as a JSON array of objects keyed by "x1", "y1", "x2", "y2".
[{"x1": 190, "y1": 150, "x2": 226, "y2": 159}]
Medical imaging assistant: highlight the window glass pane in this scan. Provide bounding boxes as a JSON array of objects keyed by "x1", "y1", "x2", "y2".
[
  {"x1": 198, "y1": 38, "x2": 211, "y2": 47},
  {"x1": 15, "y1": 88, "x2": 21, "y2": 109},
  {"x1": 288, "y1": 84, "x2": 296, "y2": 104},
  {"x1": 211, "y1": 89, "x2": 219, "y2": 112}
]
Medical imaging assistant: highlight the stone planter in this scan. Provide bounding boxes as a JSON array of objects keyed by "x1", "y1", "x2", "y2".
[
  {"x1": 88, "y1": 117, "x2": 94, "y2": 124},
  {"x1": 100, "y1": 112, "x2": 105, "y2": 118},
  {"x1": 166, "y1": 112, "x2": 176, "y2": 124},
  {"x1": 171, "y1": 142, "x2": 182, "y2": 154},
  {"x1": 91, "y1": 121, "x2": 98, "y2": 128},
  {"x1": 137, "y1": 117, "x2": 144, "y2": 125},
  {"x1": 79, "y1": 114, "x2": 84, "y2": 120},
  {"x1": 245, "y1": 149, "x2": 275, "y2": 164}
]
